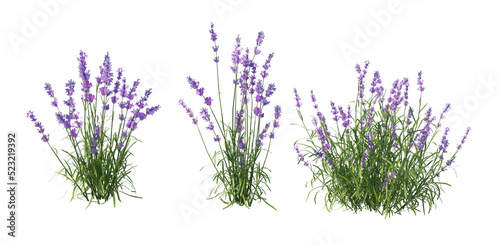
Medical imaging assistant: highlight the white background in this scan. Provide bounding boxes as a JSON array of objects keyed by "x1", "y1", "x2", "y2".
[{"x1": 1, "y1": 0, "x2": 499, "y2": 244}]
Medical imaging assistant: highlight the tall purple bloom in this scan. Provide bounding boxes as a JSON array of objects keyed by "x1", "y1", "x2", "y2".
[
  {"x1": 294, "y1": 88, "x2": 302, "y2": 108},
  {"x1": 260, "y1": 53, "x2": 274, "y2": 79},
  {"x1": 417, "y1": 70, "x2": 425, "y2": 92},
  {"x1": 311, "y1": 90, "x2": 318, "y2": 109},
  {"x1": 230, "y1": 35, "x2": 242, "y2": 73},
  {"x1": 254, "y1": 31, "x2": 265, "y2": 55},
  {"x1": 27, "y1": 111, "x2": 50, "y2": 142},
  {"x1": 361, "y1": 150, "x2": 368, "y2": 168},
  {"x1": 180, "y1": 99, "x2": 198, "y2": 125},
  {"x1": 330, "y1": 101, "x2": 339, "y2": 121},
  {"x1": 273, "y1": 105, "x2": 281, "y2": 128},
  {"x1": 381, "y1": 172, "x2": 396, "y2": 189},
  {"x1": 78, "y1": 51, "x2": 93, "y2": 102},
  {"x1": 235, "y1": 109, "x2": 245, "y2": 133},
  {"x1": 457, "y1": 127, "x2": 471, "y2": 150},
  {"x1": 97, "y1": 52, "x2": 113, "y2": 86}
]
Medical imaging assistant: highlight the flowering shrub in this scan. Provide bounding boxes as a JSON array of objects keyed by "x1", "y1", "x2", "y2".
[
  {"x1": 293, "y1": 61, "x2": 470, "y2": 216},
  {"x1": 180, "y1": 24, "x2": 280, "y2": 209},
  {"x1": 27, "y1": 51, "x2": 160, "y2": 206}
]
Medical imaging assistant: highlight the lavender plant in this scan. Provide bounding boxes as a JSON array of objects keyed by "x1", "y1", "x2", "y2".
[
  {"x1": 293, "y1": 61, "x2": 470, "y2": 217},
  {"x1": 180, "y1": 24, "x2": 280, "y2": 209},
  {"x1": 27, "y1": 51, "x2": 160, "y2": 206}
]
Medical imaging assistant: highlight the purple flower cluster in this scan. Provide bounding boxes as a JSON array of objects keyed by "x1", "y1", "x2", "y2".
[
  {"x1": 355, "y1": 61, "x2": 369, "y2": 101},
  {"x1": 90, "y1": 125, "x2": 100, "y2": 155},
  {"x1": 416, "y1": 108, "x2": 435, "y2": 151},
  {"x1": 370, "y1": 71, "x2": 384, "y2": 103},
  {"x1": 294, "y1": 88, "x2": 302, "y2": 108},
  {"x1": 210, "y1": 23, "x2": 219, "y2": 63},
  {"x1": 187, "y1": 76, "x2": 212, "y2": 106},
  {"x1": 387, "y1": 78, "x2": 409, "y2": 111},
  {"x1": 260, "y1": 53, "x2": 274, "y2": 79},
  {"x1": 179, "y1": 99, "x2": 197, "y2": 125},
  {"x1": 273, "y1": 105, "x2": 281, "y2": 129},
  {"x1": 200, "y1": 107, "x2": 214, "y2": 130},
  {"x1": 457, "y1": 127, "x2": 471, "y2": 150},
  {"x1": 417, "y1": 71, "x2": 424, "y2": 92},
  {"x1": 294, "y1": 146, "x2": 309, "y2": 166},
  {"x1": 235, "y1": 109, "x2": 245, "y2": 133},
  {"x1": 366, "y1": 133, "x2": 374, "y2": 151},
  {"x1": 381, "y1": 172, "x2": 396, "y2": 189},
  {"x1": 230, "y1": 35, "x2": 242, "y2": 73},
  {"x1": 256, "y1": 123, "x2": 270, "y2": 147},
  {"x1": 27, "y1": 111, "x2": 49, "y2": 142},
  {"x1": 361, "y1": 150, "x2": 368, "y2": 168},
  {"x1": 78, "y1": 51, "x2": 94, "y2": 103},
  {"x1": 436, "y1": 127, "x2": 470, "y2": 178},
  {"x1": 438, "y1": 103, "x2": 451, "y2": 127},
  {"x1": 438, "y1": 127, "x2": 450, "y2": 160},
  {"x1": 311, "y1": 90, "x2": 318, "y2": 109}
]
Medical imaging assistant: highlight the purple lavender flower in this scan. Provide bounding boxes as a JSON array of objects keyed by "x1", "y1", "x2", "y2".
[
  {"x1": 355, "y1": 61, "x2": 369, "y2": 100},
  {"x1": 402, "y1": 78, "x2": 409, "y2": 106},
  {"x1": 119, "y1": 78, "x2": 128, "y2": 98},
  {"x1": 119, "y1": 114, "x2": 125, "y2": 121},
  {"x1": 330, "y1": 101, "x2": 339, "y2": 121},
  {"x1": 253, "y1": 107, "x2": 263, "y2": 118},
  {"x1": 117, "y1": 141, "x2": 124, "y2": 148},
  {"x1": 438, "y1": 127, "x2": 450, "y2": 160},
  {"x1": 235, "y1": 109, "x2": 245, "y2": 133},
  {"x1": 209, "y1": 22, "x2": 217, "y2": 42},
  {"x1": 41, "y1": 135, "x2": 50, "y2": 142},
  {"x1": 27, "y1": 111, "x2": 50, "y2": 142},
  {"x1": 78, "y1": 51, "x2": 93, "y2": 102},
  {"x1": 269, "y1": 132, "x2": 275, "y2": 139},
  {"x1": 65, "y1": 80, "x2": 75, "y2": 96},
  {"x1": 97, "y1": 52, "x2": 113, "y2": 86},
  {"x1": 294, "y1": 88, "x2": 302, "y2": 108},
  {"x1": 179, "y1": 99, "x2": 198, "y2": 125},
  {"x1": 265, "y1": 83, "x2": 276, "y2": 98},
  {"x1": 361, "y1": 150, "x2": 368, "y2": 168},
  {"x1": 260, "y1": 53, "x2": 274, "y2": 79},
  {"x1": 214, "y1": 135, "x2": 221, "y2": 142},
  {"x1": 294, "y1": 146, "x2": 309, "y2": 166},
  {"x1": 256, "y1": 31, "x2": 265, "y2": 47},
  {"x1": 259, "y1": 123, "x2": 270, "y2": 140},
  {"x1": 237, "y1": 136, "x2": 246, "y2": 150},
  {"x1": 440, "y1": 103, "x2": 451, "y2": 120},
  {"x1": 200, "y1": 107, "x2": 211, "y2": 122},
  {"x1": 407, "y1": 107, "x2": 413, "y2": 125},
  {"x1": 70, "y1": 128, "x2": 78, "y2": 138},
  {"x1": 205, "y1": 97, "x2": 213, "y2": 106},
  {"x1": 206, "y1": 122, "x2": 214, "y2": 131},
  {"x1": 146, "y1": 105, "x2": 160, "y2": 116},
  {"x1": 230, "y1": 35, "x2": 242, "y2": 73},
  {"x1": 90, "y1": 125, "x2": 101, "y2": 155},
  {"x1": 126, "y1": 116, "x2": 138, "y2": 131},
  {"x1": 381, "y1": 172, "x2": 396, "y2": 189},
  {"x1": 457, "y1": 127, "x2": 471, "y2": 150},
  {"x1": 51, "y1": 98, "x2": 58, "y2": 107},
  {"x1": 366, "y1": 133, "x2": 374, "y2": 151},
  {"x1": 127, "y1": 80, "x2": 140, "y2": 100},
  {"x1": 311, "y1": 90, "x2": 318, "y2": 109},
  {"x1": 273, "y1": 105, "x2": 281, "y2": 128},
  {"x1": 391, "y1": 123, "x2": 398, "y2": 148},
  {"x1": 417, "y1": 71, "x2": 424, "y2": 92}
]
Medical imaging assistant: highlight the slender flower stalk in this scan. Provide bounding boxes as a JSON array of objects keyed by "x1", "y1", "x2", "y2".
[
  {"x1": 293, "y1": 61, "x2": 471, "y2": 217},
  {"x1": 27, "y1": 51, "x2": 160, "y2": 206},
  {"x1": 180, "y1": 23, "x2": 280, "y2": 209}
]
